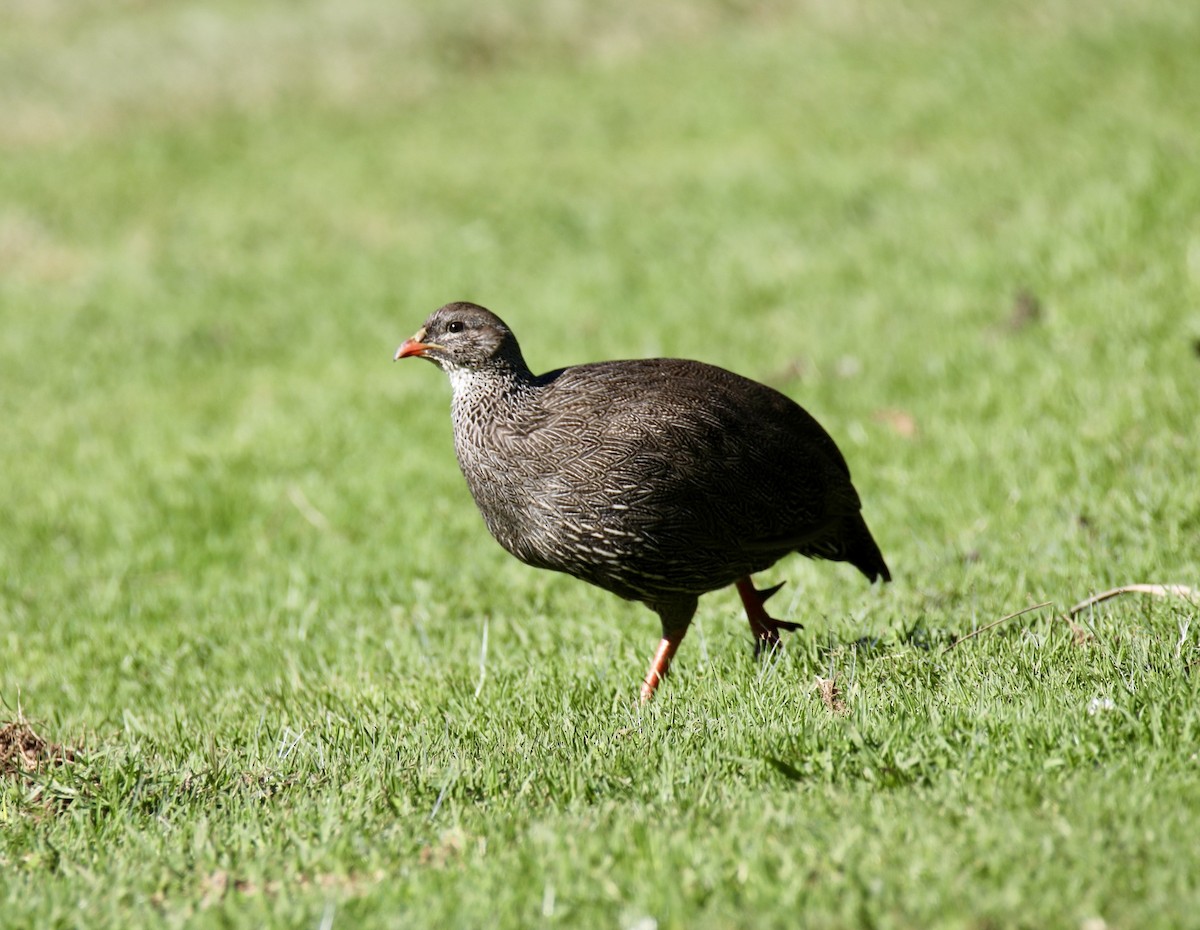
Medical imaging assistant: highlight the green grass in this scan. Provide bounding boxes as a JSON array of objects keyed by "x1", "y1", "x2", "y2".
[{"x1": 3, "y1": 0, "x2": 1200, "y2": 926}]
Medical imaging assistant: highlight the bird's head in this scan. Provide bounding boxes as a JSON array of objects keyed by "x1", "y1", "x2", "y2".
[{"x1": 394, "y1": 302, "x2": 526, "y2": 375}]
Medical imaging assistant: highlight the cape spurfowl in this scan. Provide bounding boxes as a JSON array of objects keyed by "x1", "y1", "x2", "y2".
[{"x1": 395, "y1": 302, "x2": 890, "y2": 701}]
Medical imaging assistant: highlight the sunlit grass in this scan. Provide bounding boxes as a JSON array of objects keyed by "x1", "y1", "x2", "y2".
[{"x1": 2, "y1": 1, "x2": 1199, "y2": 927}]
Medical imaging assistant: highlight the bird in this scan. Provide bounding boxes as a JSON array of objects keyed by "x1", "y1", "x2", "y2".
[{"x1": 395, "y1": 301, "x2": 890, "y2": 701}]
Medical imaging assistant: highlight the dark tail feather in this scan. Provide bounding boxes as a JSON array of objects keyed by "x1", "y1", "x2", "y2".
[{"x1": 844, "y1": 512, "x2": 891, "y2": 583}]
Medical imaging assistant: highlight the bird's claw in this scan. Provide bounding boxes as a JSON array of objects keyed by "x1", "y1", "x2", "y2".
[
  {"x1": 736, "y1": 577, "x2": 803, "y2": 659},
  {"x1": 752, "y1": 618, "x2": 803, "y2": 658},
  {"x1": 757, "y1": 580, "x2": 786, "y2": 604}
]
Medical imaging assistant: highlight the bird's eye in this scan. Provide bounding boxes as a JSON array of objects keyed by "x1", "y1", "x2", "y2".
[{"x1": 446, "y1": 320, "x2": 465, "y2": 334}]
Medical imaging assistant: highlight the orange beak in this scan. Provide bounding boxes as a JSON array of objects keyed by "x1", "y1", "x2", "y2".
[{"x1": 394, "y1": 327, "x2": 442, "y2": 360}]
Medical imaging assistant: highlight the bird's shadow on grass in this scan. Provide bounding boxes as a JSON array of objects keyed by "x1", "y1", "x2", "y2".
[
  {"x1": 813, "y1": 617, "x2": 957, "y2": 660},
  {"x1": 764, "y1": 756, "x2": 806, "y2": 782},
  {"x1": 754, "y1": 621, "x2": 958, "y2": 789}
]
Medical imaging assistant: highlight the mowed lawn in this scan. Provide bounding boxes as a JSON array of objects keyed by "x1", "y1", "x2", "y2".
[{"x1": 2, "y1": 1, "x2": 1199, "y2": 927}]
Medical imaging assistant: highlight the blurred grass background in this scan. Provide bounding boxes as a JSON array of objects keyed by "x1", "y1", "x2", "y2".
[{"x1": 2, "y1": 1, "x2": 1199, "y2": 927}]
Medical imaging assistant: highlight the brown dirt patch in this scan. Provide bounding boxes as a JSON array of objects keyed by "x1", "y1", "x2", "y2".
[{"x1": 0, "y1": 718, "x2": 78, "y2": 778}]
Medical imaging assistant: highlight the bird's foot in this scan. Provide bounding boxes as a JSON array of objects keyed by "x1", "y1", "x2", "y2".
[{"x1": 735, "y1": 577, "x2": 803, "y2": 658}]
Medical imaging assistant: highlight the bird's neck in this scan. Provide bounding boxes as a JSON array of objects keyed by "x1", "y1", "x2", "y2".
[
  {"x1": 447, "y1": 362, "x2": 537, "y2": 429},
  {"x1": 447, "y1": 360, "x2": 530, "y2": 399}
]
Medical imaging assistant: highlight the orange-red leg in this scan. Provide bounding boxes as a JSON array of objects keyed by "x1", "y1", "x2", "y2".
[
  {"x1": 640, "y1": 633, "x2": 684, "y2": 702},
  {"x1": 640, "y1": 598, "x2": 697, "y2": 702},
  {"x1": 735, "y1": 577, "x2": 802, "y2": 658}
]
